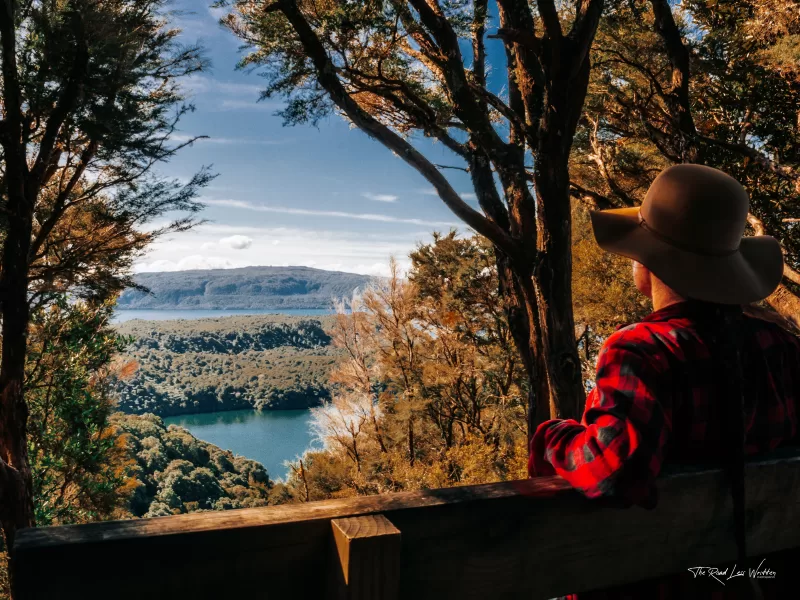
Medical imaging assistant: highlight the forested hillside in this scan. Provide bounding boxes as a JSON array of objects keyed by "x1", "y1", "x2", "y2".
[
  {"x1": 117, "y1": 266, "x2": 375, "y2": 309},
  {"x1": 113, "y1": 413, "x2": 280, "y2": 517},
  {"x1": 114, "y1": 315, "x2": 341, "y2": 416}
]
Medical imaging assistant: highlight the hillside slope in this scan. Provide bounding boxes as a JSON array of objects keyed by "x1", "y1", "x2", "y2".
[
  {"x1": 112, "y1": 413, "x2": 280, "y2": 517},
  {"x1": 114, "y1": 315, "x2": 341, "y2": 417},
  {"x1": 117, "y1": 266, "x2": 375, "y2": 309}
]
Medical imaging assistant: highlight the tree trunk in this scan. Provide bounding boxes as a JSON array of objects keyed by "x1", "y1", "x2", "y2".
[
  {"x1": 0, "y1": 191, "x2": 36, "y2": 564},
  {"x1": 530, "y1": 74, "x2": 590, "y2": 422},
  {"x1": 407, "y1": 416, "x2": 415, "y2": 467},
  {"x1": 495, "y1": 251, "x2": 545, "y2": 439},
  {"x1": 531, "y1": 164, "x2": 585, "y2": 420}
]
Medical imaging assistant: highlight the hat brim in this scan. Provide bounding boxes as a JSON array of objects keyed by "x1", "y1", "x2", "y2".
[{"x1": 589, "y1": 207, "x2": 784, "y2": 305}]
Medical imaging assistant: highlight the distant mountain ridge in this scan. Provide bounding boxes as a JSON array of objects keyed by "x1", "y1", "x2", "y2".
[{"x1": 117, "y1": 266, "x2": 376, "y2": 310}]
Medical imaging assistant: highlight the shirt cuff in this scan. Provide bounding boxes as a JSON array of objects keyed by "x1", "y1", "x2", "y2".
[{"x1": 528, "y1": 418, "x2": 561, "y2": 477}]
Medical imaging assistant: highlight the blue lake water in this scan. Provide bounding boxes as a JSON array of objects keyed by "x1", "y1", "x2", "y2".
[
  {"x1": 112, "y1": 308, "x2": 335, "y2": 323},
  {"x1": 164, "y1": 409, "x2": 320, "y2": 481}
]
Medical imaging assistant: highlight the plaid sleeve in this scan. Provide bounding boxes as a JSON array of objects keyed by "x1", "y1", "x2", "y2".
[{"x1": 528, "y1": 326, "x2": 672, "y2": 506}]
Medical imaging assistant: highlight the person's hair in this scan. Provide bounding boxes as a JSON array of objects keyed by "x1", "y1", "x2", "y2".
[{"x1": 689, "y1": 299, "x2": 765, "y2": 599}]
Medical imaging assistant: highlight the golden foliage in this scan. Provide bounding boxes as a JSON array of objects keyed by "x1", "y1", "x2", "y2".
[{"x1": 287, "y1": 236, "x2": 529, "y2": 501}]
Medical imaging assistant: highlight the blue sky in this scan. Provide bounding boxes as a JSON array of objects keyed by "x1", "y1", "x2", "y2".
[{"x1": 140, "y1": 2, "x2": 481, "y2": 277}]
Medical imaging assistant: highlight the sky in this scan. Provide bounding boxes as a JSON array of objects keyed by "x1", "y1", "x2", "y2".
[{"x1": 139, "y1": 2, "x2": 482, "y2": 278}]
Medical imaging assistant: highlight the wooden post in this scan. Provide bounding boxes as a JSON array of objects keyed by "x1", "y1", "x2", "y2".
[{"x1": 328, "y1": 513, "x2": 401, "y2": 600}]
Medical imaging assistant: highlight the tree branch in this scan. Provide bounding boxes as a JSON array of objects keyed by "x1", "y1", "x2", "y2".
[
  {"x1": 277, "y1": 0, "x2": 517, "y2": 257},
  {"x1": 568, "y1": 0, "x2": 604, "y2": 76},
  {"x1": 698, "y1": 134, "x2": 798, "y2": 183},
  {"x1": 405, "y1": 0, "x2": 511, "y2": 160},
  {"x1": 536, "y1": 0, "x2": 563, "y2": 41},
  {"x1": 29, "y1": 10, "x2": 89, "y2": 188},
  {"x1": 650, "y1": 0, "x2": 697, "y2": 151},
  {"x1": 29, "y1": 140, "x2": 99, "y2": 262},
  {"x1": 569, "y1": 181, "x2": 617, "y2": 210}
]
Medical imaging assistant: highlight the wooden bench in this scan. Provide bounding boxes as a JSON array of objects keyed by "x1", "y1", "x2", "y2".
[{"x1": 12, "y1": 449, "x2": 800, "y2": 599}]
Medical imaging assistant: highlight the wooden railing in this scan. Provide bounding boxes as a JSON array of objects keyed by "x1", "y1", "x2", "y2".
[{"x1": 12, "y1": 449, "x2": 800, "y2": 599}]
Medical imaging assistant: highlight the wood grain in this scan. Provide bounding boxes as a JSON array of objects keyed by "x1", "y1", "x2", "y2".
[
  {"x1": 12, "y1": 448, "x2": 800, "y2": 600},
  {"x1": 328, "y1": 514, "x2": 401, "y2": 600}
]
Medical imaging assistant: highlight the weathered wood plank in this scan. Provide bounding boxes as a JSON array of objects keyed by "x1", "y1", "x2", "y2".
[
  {"x1": 328, "y1": 514, "x2": 401, "y2": 600},
  {"x1": 12, "y1": 449, "x2": 800, "y2": 600}
]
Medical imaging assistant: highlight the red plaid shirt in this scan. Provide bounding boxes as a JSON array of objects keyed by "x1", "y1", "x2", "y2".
[{"x1": 529, "y1": 301, "x2": 800, "y2": 599}]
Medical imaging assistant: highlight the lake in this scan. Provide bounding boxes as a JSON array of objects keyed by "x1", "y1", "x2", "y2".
[
  {"x1": 112, "y1": 308, "x2": 335, "y2": 323},
  {"x1": 164, "y1": 409, "x2": 320, "y2": 481},
  {"x1": 124, "y1": 307, "x2": 332, "y2": 481}
]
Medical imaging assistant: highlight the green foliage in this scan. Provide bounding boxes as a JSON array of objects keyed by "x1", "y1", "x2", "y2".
[
  {"x1": 124, "y1": 318, "x2": 332, "y2": 353},
  {"x1": 26, "y1": 298, "x2": 132, "y2": 527},
  {"x1": 114, "y1": 315, "x2": 341, "y2": 416},
  {"x1": 111, "y1": 413, "x2": 275, "y2": 517},
  {"x1": 1, "y1": 0, "x2": 214, "y2": 563}
]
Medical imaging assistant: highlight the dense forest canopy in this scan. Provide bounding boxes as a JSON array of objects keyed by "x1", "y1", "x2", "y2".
[{"x1": 114, "y1": 315, "x2": 339, "y2": 416}]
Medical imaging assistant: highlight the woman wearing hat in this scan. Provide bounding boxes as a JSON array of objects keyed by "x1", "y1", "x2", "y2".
[{"x1": 529, "y1": 164, "x2": 800, "y2": 599}]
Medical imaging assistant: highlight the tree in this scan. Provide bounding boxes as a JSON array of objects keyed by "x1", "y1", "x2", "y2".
[
  {"x1": 26, "y1": 298, "x2": 134, "y2": 527},
  {"x1": 221, "y1": 0, "x2": 607, "y2": 432},
  {"x1": 0, "y1": 0, "x2": 210, "y2": 562},
  {"x1": 300, "y1": 234, "x2": 528, "y2": 501},
  {"x1": 569, "y1": 0, "x2": 800, "y2": 324}
]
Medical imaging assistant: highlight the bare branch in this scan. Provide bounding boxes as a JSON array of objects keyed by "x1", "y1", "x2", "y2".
[
  {"x1": 405, "y1": 0, "x2": 511, "y2": 159},
  {"x1": 433, "y1": 163, "x2": 469, "y2": 173}
]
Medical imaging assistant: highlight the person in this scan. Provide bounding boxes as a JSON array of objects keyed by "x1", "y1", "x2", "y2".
[{"x1": 529, "y1": 164, "x2": 800, "y2": 599}]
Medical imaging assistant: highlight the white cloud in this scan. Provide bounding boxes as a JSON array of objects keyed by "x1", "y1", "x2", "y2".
[
  {"x1": 362, "y1": 192, "x2": 398, "y2": 203},
  {"x1": 201, "y1": 198, "x2": 459, "y2": 227},
  {"x1": 218, "y1": 99, "x2": 281, "y2": 112},
  {"x1": 208, "y1": 6, "x2": 227, "y2": 22},
  {"x1": 418, "y1": 188, "x2": 477, "y2": 201},
  {"x1": 183, "y1": 76, "x2": 262, "y2": 98},
  {"x1": 220, "y1": 235, "x2": 253, "y2": 250},
  {"x1": 180, "y1": 76, "x2": 280, "y2": 113},
  {"x1": 349, "y1": 261, "x2": 410, "y2": 278},
  {"x1": 136, "y1": 255, "x2": 234, "y2": 272},
  {"x1": 134, "y1": 224, "x2": 430, "y2": 277},
  {"x1": 171, "y1": 134, "x2": 286, "y2": 146}
]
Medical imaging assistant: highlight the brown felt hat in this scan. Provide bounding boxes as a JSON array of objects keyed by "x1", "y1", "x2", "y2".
[{"x1": 589, "y1": 164, "x2": 784, "y2": 304}]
